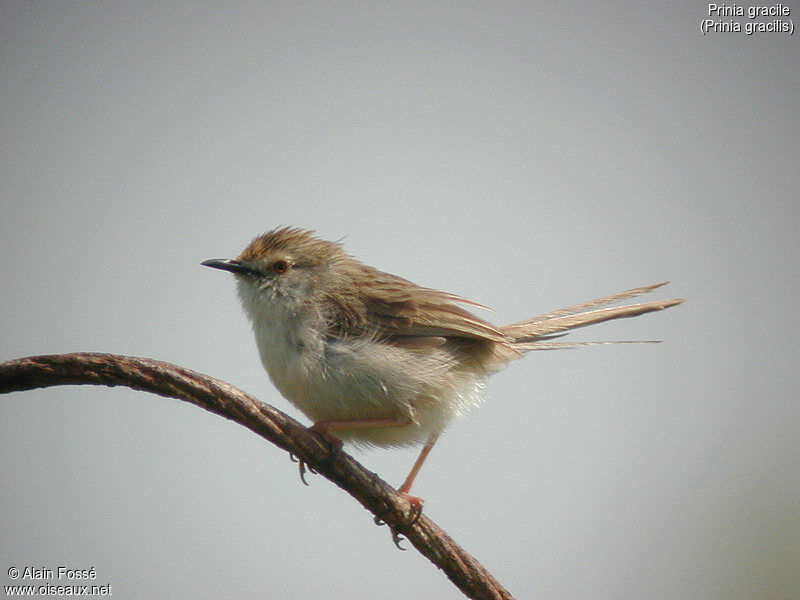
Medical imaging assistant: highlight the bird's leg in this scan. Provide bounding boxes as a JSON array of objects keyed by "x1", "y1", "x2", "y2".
[
  {"x1": 396, "y1": 430, "x2": 441, "y2": 519},
  {"x1": 310, "y1": 415, "x2": 414, "y2": 451}
]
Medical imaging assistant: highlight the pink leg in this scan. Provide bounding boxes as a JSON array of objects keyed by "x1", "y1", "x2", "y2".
[
  {"x1": 311, "y1": 416, "x2": 413, "y2": 433},
  {"x1": 310, "y1": 416, "x2": 414, "y2": 452},
  {"x1": 397, "y1": 431, "x2": 441, "y2": 510}
]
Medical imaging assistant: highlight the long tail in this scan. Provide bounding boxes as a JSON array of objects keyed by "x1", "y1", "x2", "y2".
[{"x1": 500, "y1": 282, "x2": 683, "y2": 351}]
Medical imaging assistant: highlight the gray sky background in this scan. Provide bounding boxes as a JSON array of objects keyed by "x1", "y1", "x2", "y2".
[{"x1": 2, "y1": 3, "x2": 798, "y2": 599}]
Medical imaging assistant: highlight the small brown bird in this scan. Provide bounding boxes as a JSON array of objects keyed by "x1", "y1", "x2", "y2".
[{"x1": 203, "y1": 227, "x2": 683, "y2": 507}]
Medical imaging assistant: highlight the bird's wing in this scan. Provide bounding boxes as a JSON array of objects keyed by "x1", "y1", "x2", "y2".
[{"x1": 327, "y1": 268, "x2": 505, "y2": 343}]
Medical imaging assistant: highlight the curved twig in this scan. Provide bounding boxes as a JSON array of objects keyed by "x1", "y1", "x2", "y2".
[{"x1": 0, "y1": 352, "x2": 514, "y2": 600}]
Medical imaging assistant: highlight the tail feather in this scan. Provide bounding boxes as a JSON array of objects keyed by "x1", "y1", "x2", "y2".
[
  {"x1": 501, "y1": 283, "x2": 683, "y2": 344},
  {"x1": 515, "y1": 340, "x2": 663, "y2": 351},
  {"x1": 508, "y1": 282, "x2": 671, "y2": 325}
]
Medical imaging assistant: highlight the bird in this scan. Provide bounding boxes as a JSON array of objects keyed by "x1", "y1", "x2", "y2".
[{"x1": 203, "y1": 227, "x2": 683, "y2": 507}]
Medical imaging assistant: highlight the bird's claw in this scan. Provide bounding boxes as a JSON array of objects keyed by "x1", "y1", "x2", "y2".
[
  {"x1": 289, "y1": 452, "x2": 317, "y2": 486},
  {"x1": 390, "y1": 528, "x2": 407, "y2": 550},
  {"x1": 289, "y1": 424, "x2": 343, "y2": 487},
  {"x1": 375, "y1": 492, "x2": 424, "y2": 550},
  {"x1": 399, "y1": 492, "x2": 424, "y2": 527}
]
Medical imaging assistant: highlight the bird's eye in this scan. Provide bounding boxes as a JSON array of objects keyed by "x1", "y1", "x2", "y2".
[{"x1": 272, "y1": 260, "x2": 289, "y2": 274}]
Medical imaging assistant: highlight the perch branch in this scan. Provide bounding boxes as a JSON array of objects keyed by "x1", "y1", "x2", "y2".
[{"x1": 0, "y1": 352, "x2": 514, "y2": 600}]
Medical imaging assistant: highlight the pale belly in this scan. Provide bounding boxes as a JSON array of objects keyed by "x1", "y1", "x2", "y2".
[{"x1": 255, "y1": 328, "x2": 482, "y2": 448}]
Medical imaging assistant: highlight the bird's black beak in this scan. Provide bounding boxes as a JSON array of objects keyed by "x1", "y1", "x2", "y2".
[{"x1": 201, "y1": 258, "x2": 260, "y2": 277}]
